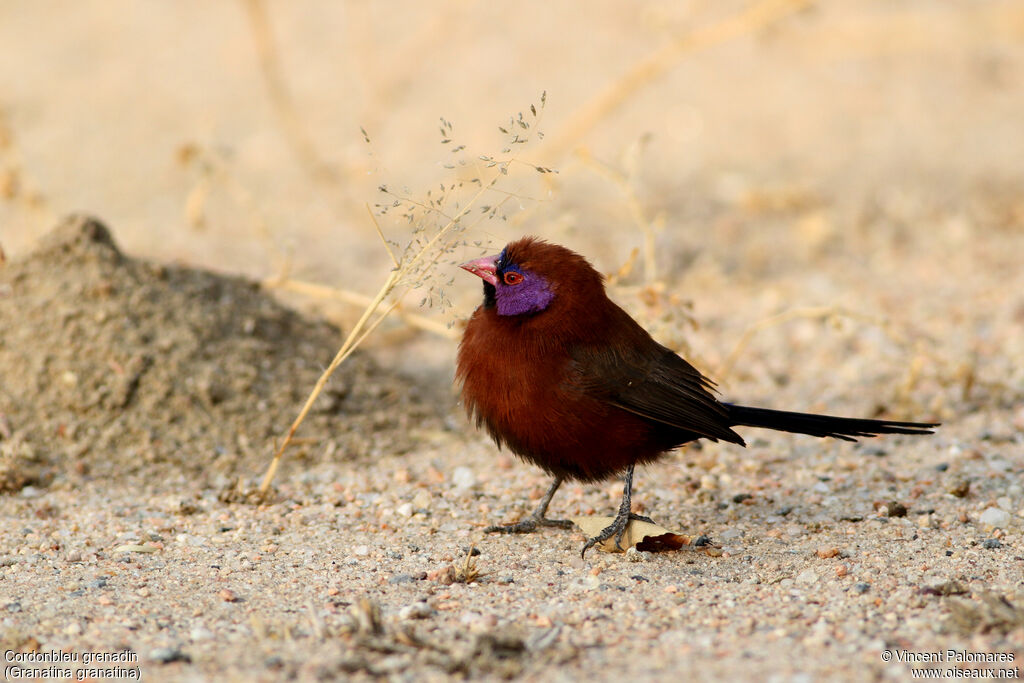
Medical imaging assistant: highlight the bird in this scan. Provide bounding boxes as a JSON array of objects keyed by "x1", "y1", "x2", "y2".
[{"x1": 456, "y1": 237, "x2": 938, "y2": 557}]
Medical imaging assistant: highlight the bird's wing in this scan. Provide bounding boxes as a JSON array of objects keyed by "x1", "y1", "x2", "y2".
[{"x1": 567, "y1": 339, "x2": 744, "y2": 445}]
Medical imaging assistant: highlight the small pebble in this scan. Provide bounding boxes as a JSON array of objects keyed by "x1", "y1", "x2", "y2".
[
  {"x1": 190, "y1": 626, "x2": 214, "y2": 641},
  {"x1": 625, "y1": 547, "x2": 652, "y2": 562},
  {"x1": 982, "y1": 538, "x2": 1002, "y2": 549},
  {"x1": 979, "y1": 507, "x2": 1011, "y2": 528},
  {"x1": 947, "y1": 478, "x2": 970, "y2": 498},
  {"x1": 452, "y1": 466, "x2": 476, "y2": 490},
  {"x1": 398, "y1": 602, "x2": 435, "y2": 620},
  {"x1": 427, "y1": 565, "x2": 456, "y2": 585},
  {"x1": 388, "y1": 573, "x2": 416, "y2": 584},
  {"x1": 853, "y1": 582, "x2": 871, "y2": 594},
  {"x1": 353, "y1": 545, "x2": 370, "y2": 556},
  {"x1": 886, "y1": 501, "x2": 908, "y2": 518},
  {"x1": 149, "y1": 647, "x2": 190, "y2": 664},
  {"x1": 796, "y1": 569, "x2": 818, "y2": 585},
  {"x1": 412, "y1": 490, "x2": 432, "y2": 509}
]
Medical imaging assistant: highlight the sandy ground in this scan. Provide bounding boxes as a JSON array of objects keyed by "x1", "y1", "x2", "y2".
[{"x1": 2, "y1": 2, "x2": 1024, "y2": 681}]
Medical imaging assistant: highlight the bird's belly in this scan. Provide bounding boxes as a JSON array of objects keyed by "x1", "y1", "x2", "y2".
[{"x1": 479, "y1": 389, "x2": 673, "y2": 483}]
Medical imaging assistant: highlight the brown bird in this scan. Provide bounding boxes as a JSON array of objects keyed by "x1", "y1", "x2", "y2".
[{"x1": 457, "y1": 238, "x2": 937, "y2": 556}]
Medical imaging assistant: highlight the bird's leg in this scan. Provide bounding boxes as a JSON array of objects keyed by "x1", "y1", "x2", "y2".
[
  {"x1": 580, "y1": 464, "x2": 651, "y2": 557},
  {"x1": 485, "y1": 475, "x2": 574, "y2": 534}
]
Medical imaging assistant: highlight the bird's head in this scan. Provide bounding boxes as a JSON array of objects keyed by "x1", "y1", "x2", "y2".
[{"x1": 459, "y1": 237, "x2": 603, "y2": 317}]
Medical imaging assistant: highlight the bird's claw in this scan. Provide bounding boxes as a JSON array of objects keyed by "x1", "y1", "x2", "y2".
[
  {"x1": 580, "y1": 513, "x2": 652, "y2": 558},
  {"x1": 485, "y1": 516, "x2": 573, "y2": 534}
]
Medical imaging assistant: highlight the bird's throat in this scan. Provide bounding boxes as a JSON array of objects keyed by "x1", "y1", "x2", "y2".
[{"x1": 482, "y1": 281, "x2": 497, "y2": 309}]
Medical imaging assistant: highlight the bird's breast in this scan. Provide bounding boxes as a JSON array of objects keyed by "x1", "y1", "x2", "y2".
[{"x1": 457, "y1": 310, "x2": 669, "y2": 482}]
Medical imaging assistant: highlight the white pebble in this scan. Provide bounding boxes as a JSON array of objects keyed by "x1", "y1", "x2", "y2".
[
  {"x1": 399, "y1": 602, "x2": 435, "y2": 620},
  {"x1": 989, "y1": 458, "x2": 1011, "y2": 473},
  {"x1": 412, "y1": 490, "x2": 432, "y2": 509},
  {"x1": 452, "y1": 467, "x2": 476, "y2": 491},
  {"x1": 979, "y1": 507, "x2": 1011, "y2": 528},
  {"x1": 396, "y1": 503, "x2": 414, "y2": 517},
  {"x1": 625, "y1": 546, "x2": 652, "y2": 562},
  {"x1": 796, "y1": 569, "x2": 818, "y2": 585},
  {"x1": 353, "y1": 545, "x2": 370, "y2": 556},
  {"x1": 190, "y1": 626, "x2": 214, "y2": 641},
  {"x1": 175, "y1": 533, "x2": 206, "y2": 547}
]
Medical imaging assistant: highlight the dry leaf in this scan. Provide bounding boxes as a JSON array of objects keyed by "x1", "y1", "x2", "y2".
[{"x1": 571, "y1": 516, "x2": 690, "y2": 553}]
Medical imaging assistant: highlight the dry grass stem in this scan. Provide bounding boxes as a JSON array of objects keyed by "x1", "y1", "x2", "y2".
[
  {"x1": 178, "y1": 144, "x2": 280, "y2": 265},
  {"x1": 258, "y1": 289, "x2": 400, "y2": 495},
  {"x1": 258, "y1": 97, "x2": 550, "y2": 494},
  {"x1": 540, "y1": 0, "x2": 813, "y2": 162},
  {"x1": 262, "y1": 276, "x2": 459, "y2": 340},
  {"x1": 242, "y1": 0, "x2": 340, "y2": 186},
  {"x1": 574, "y1": 147, "x2": 660, "y2": 284},
  {"x1": 367, "y1": 203, "x2": 400, "y2": 268},
  {"x1": 454, "y1": 547, "x2": 481, "y2": 584}
]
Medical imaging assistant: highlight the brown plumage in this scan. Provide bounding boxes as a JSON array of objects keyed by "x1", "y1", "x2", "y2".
[{"x1": 457, "y1": 237, "x2": 937, "y2": 555}]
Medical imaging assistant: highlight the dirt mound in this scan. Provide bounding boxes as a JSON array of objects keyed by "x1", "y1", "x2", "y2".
[{"x1": 0, "y1": 215, "x2": 436, "y2": 492}]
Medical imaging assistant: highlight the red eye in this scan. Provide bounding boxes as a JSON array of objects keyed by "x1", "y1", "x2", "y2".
[{"x1": 503, "y1": 271, "x2": 524, "y2": 286}]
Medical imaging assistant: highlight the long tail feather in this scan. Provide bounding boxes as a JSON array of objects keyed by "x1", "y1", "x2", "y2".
[{"x1": 725, "y1": 404, "x2": 938, "y2": 442}]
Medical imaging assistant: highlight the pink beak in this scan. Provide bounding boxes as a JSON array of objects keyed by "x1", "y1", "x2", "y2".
[{"x1": 459, "y1": 254, "x2": 499, "y2": 286}]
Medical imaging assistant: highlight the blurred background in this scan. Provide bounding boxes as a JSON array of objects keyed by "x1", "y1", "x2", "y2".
[{"x1": 2, "y1": 0, "x2": 1022, "y2": 409}]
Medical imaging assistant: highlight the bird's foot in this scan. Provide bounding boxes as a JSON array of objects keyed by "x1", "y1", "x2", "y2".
[
  {"x1": 485, "y1": 515, "x2": 574, "y2": 534},
  {"x1": 580, "y1": 513, "x2": 651, "y2": 557}
]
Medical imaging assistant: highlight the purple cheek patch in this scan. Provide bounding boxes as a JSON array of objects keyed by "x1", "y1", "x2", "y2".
[{"x1": 496, "y1": 275, "x2": 555, "y2": 316}]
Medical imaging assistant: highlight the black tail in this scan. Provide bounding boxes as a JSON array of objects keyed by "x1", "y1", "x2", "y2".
[{"x1": 725, "y1": 404, "x2": 938, "y2": 442}]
